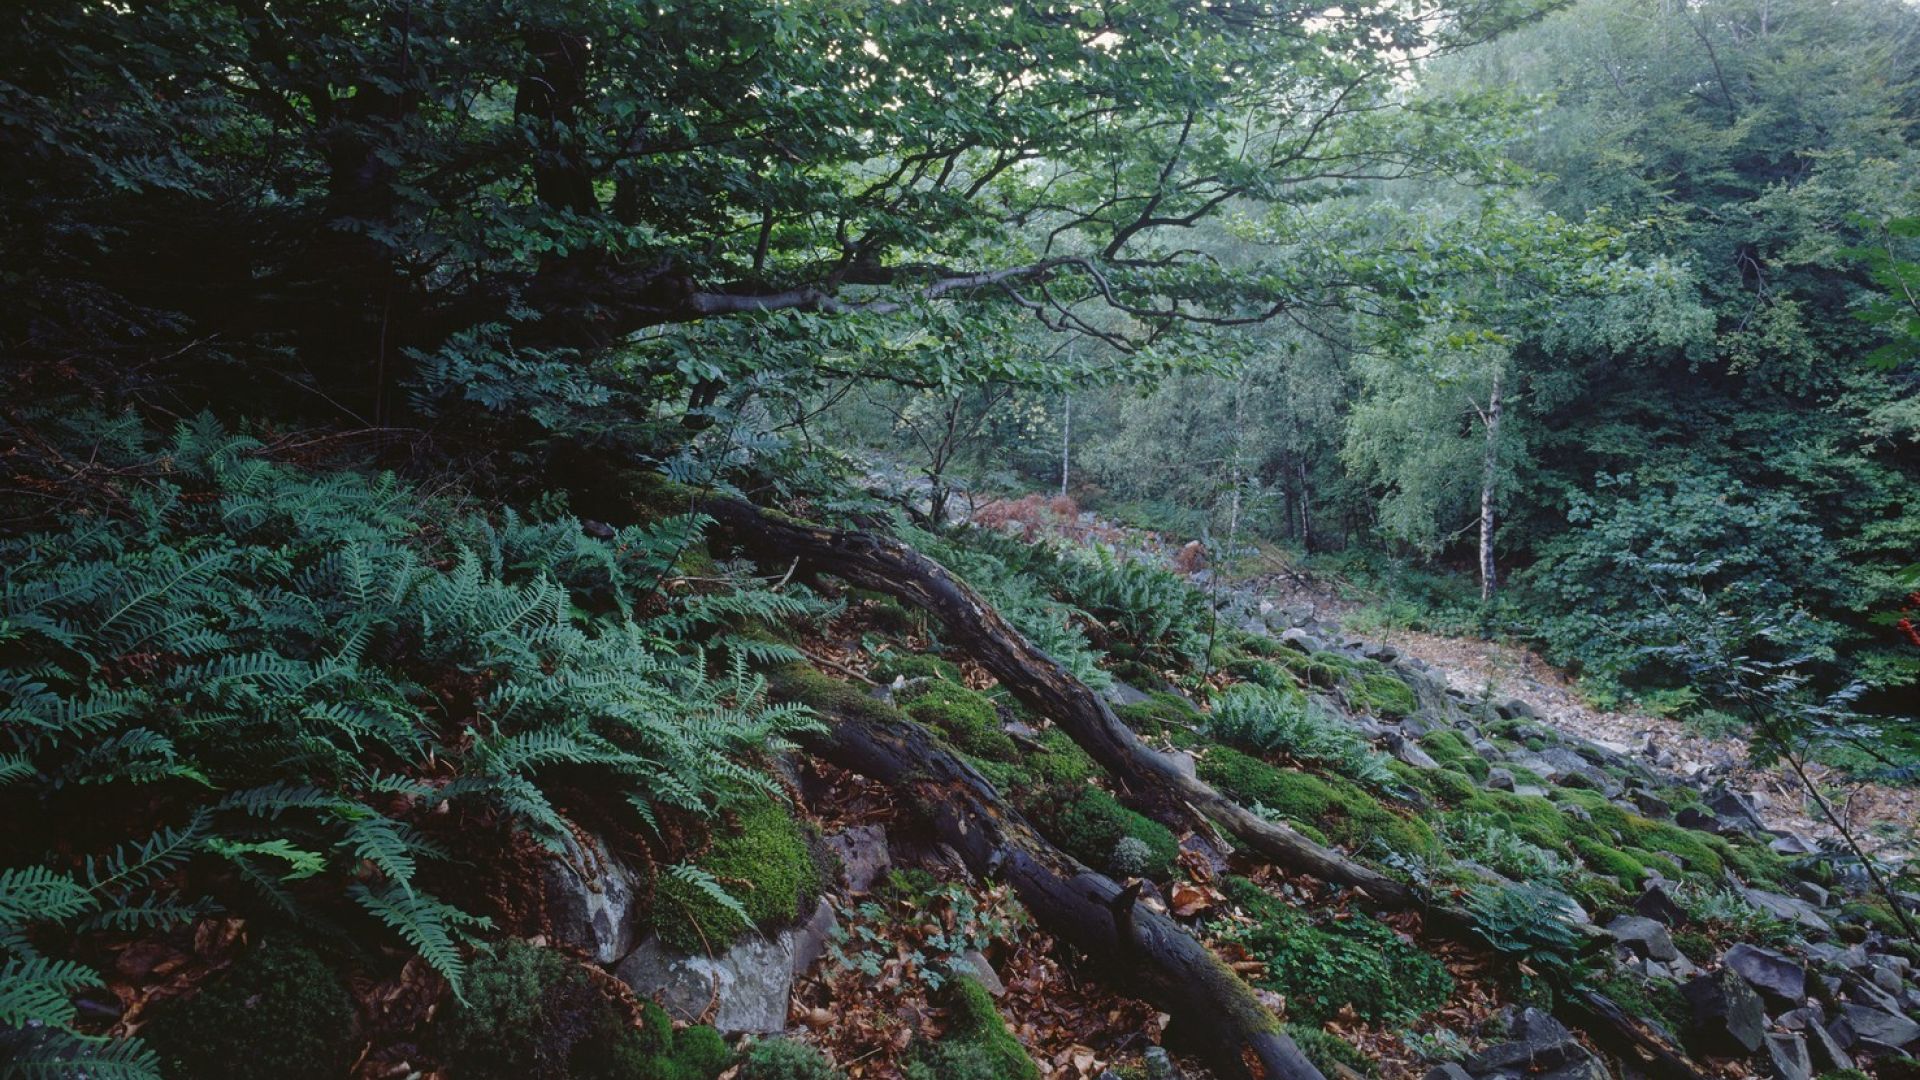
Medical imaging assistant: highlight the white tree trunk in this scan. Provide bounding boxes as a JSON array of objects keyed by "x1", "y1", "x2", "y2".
[{"x1": 1478, "y1": 369, "x2": 1504, "y2": 603}]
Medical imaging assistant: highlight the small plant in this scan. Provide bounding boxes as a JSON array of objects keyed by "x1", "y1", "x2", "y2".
[
  {"x1": 903, "y1": 975, "x2": 1040, "y2": 1080},
  {"x1": 830, "y1": 879, "x2": 1025, "y2": 991},
  {"x1": 655, "y1": 796, "x2": 821, "y2": 953},
  {"x1": 740, "y1": 1038, "x2": 845, "y2": 1080},
  {"x1": 1441, "y1": 814, "x2": 1578, "y2": 883},
  {"x1": 146, "y1": 939, "x2": 358, "y2": 1080},
  {"x1": 1206, "y1": 683, "x2": 1394, "y2": 788}
]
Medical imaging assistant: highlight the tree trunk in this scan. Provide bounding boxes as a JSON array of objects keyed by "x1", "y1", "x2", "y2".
[
  {"x1": 1477, "y1": 369, "x2": 1503, "y2": 604},
  {"x1": 703, "y1": 497, "x2": 1415, "y2": 906},
  {"x1": 1060, "y1": 392, "x2": 1072, "y2": 499},
  {"x1": 770, "y1": 663, "x2": 1325, "y2": 1080}
]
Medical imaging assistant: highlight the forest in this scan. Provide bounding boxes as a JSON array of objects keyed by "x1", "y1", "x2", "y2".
[{"x1": 1, "y1": 0, "x2": 1917, "y2": 1078}]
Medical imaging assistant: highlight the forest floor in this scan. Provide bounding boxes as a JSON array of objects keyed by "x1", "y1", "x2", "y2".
[{"x1": 968, "y1": 492, "x2": 1919, "y2": 857}]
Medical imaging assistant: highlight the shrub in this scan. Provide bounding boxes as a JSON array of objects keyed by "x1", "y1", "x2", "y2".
[
  {"x1": 146, "y1": 940, "x2": 358, "y2": 1080},
  {"x1": 1206, "y1": 683, "x2": 1394, "y2": 788},
  {"x1": 904, "y1": 975, "x2": 1039, "y2": 1080},
  {"x1": 655, "y1": 797, "x2": 819, "y2": 952},
  {"x1": 1289, "y1": 1026, "x2": 1375, "y2": 1077},
  {"x1": 900, "y1": 682, "x2": 1018, "y2": 761},
  {"x1": 741, "y1": 1039, "x2": 844, "y2": 1080},
  {"x1": 1220, "y1": 878, "x2": 1451, "y2": 1025}
]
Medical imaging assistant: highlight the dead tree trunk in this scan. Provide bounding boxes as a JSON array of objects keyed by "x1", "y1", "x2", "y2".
[
  {"x1": 703, "y1": 497, "x2": 1414, "y2": 906},
  {"x1": 770, "y1": 663, "x2": 1325, "y2": 1080}
]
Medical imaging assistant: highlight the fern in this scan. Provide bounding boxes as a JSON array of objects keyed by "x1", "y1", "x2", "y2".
[
  {"x1": 350, "y1": 883, "x2": 491, "y2": 996},
  {"x1": 0, "y1": 1029, "x2": 162, "y2": 1080},
  {"x1": 0, "y1": 956, "x2": 102, "y2": 1027},
  {"x1": 0, "y1": 867, "x2": 96, "y2": 928}
]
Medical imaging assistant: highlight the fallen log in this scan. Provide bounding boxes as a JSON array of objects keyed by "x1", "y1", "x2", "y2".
[
  {"x1": 704, "y1": 496, "x2": 1414, "y2": 906},
  {"x1": 770, "y1": 662, "x2": 1326, "y2": 1080}
]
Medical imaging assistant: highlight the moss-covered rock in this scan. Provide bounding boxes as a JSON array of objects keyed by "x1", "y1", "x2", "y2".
[
  {"x1": 1199, "y1": 747, "x2": 1436, "y2": 858},
  {"x1": 1343, "y1": 671, "x2": 1418, "y2": 719},
  {"x1": 1419, "y1": 729, "x2": 1491, "y2": 781},
  {"x1": 437, "y1": 940, "x2": 731, "y2": 1080},
  {"x1": 904, "y1": 975, "x2": 1040, "y2": 1080},
  {"x1": 740, "y1": 1038, "x2": 844, "y2": 1080},
  {"x1": 655, "y1": 796, "x2": 820, "y2": 952},
  {"x1": 1288, "y1": 1026, "x2": 1375, "y2": 1077},
  {"x1": 899, "y1": 681, "x2": 1018, "y2": 761},
  {"x1": 1054, "y1": 786, "x2": 1180, "y2": 878},
  {"x1": 147, "y1": 939, "x2": 359, "y2": 1080},
  {"x1": 1114, "y1": 691, "x2": 1204, "y2": 737},
  {"x1": 869, "y1": 652, "x2": 959, "y2": 684}
]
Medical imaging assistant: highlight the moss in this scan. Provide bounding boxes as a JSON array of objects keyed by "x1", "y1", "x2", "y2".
[
  {"x1": 1719, "y1": 838, "x2": 1792, "y2": 889},
  {"x1": 1419, "y1": 730, "x2": 1491, "y2": 781},
  {"x1": 904, "y1": 976, "x2": 1040, "y2": 1080},
  {"x1": 1841, "y1": 899, "x2": 1908, "y2": 937},
  {"x1": 656, "y1": 796, "x2": 819, "y2": 952},
  {"x1": 869, "y1": 652, "x2": 959, "y2": 684},
  {"x1": 1455, "y1": 790, "x2": 1574, "y2": 854},
  {"x1": 1591, "y1": 973, "x2": 1689, "y2": 1037},
  {"x1": 1344, "y1": 671, "x2": 1418, "y2": 719},
  {"x1": 1572, "y1": 836, "x2": 1647, "y2": 886},
  {"x1": 1628, "y1": 820, "x2": 1725, "y2": 879},
  {"x1": 1200, "y1": 747, "x2": 1436, "y2": 858},
  {"x1": 900, "y1": 681, "x2": 1018, "y2": 761},
  {"x1": 437, "y1": 941, "x2": 731, "y2": 1080},
  {"x1": 1055, "y1": 786, "x2": 1180, "y2": 878},
  {"x1": 1223, "y1": 878, "x2": 1451, "y2": 1025},
  {"x1": 741, "y1": 1039, "x2": 844, "y2": 1080},
  {"x1": 147, "y1": 939, "x2": 358, "y2": 1080},
  {"x1": 1289, "y1": 1026, "x2": 1375, "y2": 1077},
  {"x1": 1115, "y1": 691, "x2": 1203, "y2": 736}
]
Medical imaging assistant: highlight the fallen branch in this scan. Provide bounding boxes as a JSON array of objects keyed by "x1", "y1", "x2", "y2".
[
  {"x1": 771, "y1": 662, "x2": 1326, "y2": 1080},
  {"x1": 704, "y1": 496, "x2": 1413, "y2": 906}
]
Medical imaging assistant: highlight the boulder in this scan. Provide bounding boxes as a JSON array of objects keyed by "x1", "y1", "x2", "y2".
[
  {"x1": 1770, "y1": 833, "x2": 1819, "y2": 856},
  {"x1": 1807, "y1": 1018, "x2": 1857, "y2": 1073},
  {"x1": 1704, "y1": 787, "x2": 1769, "y2": 834},
  {"x1": 1102, "y1": 679, "x2": 1154, "y2": 708},
  {"x1": 1840, "y1": 1004, "x2": 1920, "y2": 1050},
  {"x1": 1495, "y1": 698, "x2": 1540, "y2": 721},
  {"x1": 1682, "y1": 968, "x2": 1767, "y2": 1055},
  {"x1": 540, "y1": 831, "x2": 643, "y2": 965},
  {"x1": 1605, "y1": 916, "x2": 1680, "y2": 962},
  {"x1": 1743, "y1": 888, "x2": 1833, "y2": 933},
  {"x1": 1464, "y1": 1008, "x2": 1585, "y2": 1073},
  {"x1": 1631, "y1": 790, "x2": 1673, "y2": 819},
  {"x1": 1424, "y1": 1065, "x2": 1474, "y2": 1080},
  {"x1": 1389, "y1": 734, "x2": 1441, "y2": 770},
  {"x1": 825, "y1": 824, "x2": 891, "y2": 894},
  {"x1": 1723, "y1": 943, "x2": 1807, "y2": 1008},
  {"x1": 1279, "y1": 627, "x2": 1321, "y2": 653},
  {"x1": 615, "y1": 932, "x2": 798, "y2": 1035},
  {"x1": 1633, "y1": 881, "x2": 1687, "y2": 926},
  {"x1": 1538, "y1": 1056, "x2": 1612, "y2": 1080},
  {"x1": 963, "y1": 949, "x2": 1006, "y2": 997},
  {"x1": 1486, "y1": 767, "x2": 1517, "y2": 792},
  {"x1": 790, "y1": 898, "x2": 838, "y2": 977},
  {"x1": 1764, "y1": 1033, "x2": 1813, "y2": 1080}
]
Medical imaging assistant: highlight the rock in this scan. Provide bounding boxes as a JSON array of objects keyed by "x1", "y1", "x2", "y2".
[
  {"x1": 1144, "y1": 1045, "x2": 1182, "y2": 1080},
  {"x1": 1723, "y1": 943, "x2": 1807, "y2": 1008},
  {"x1": 963, "y1": 949, "x2": 1006, "y2": 997},
  {"x1": 1704, "y1": 786, "x2": 1769, "y2": 834},
  {"x1": 1279, "y1": 627, "x2": 1321, "y2": 653},
  {"x1": 1102, "y1": 679, "x2": 1154, "y2": 708},
  {"x1": 1743, "y1": 888, "x2": 1833, "y2": 933},
  {"x1": 825, "y1": 825, "x2": 890, "y2": 894},
  {"x1": 1764, "y1": 1033, "x2": 1813, "y2": 1080},
  {"x1": 1631, "y1": 790, "x2": 1673, "y2": 819},
  {"x1": 1633, "y1": 882, "x2": 1687, "y2": 926},
  {"x1": 1840, "y1": 1004, "x2": 1920, "y2": 1050},
  {"x1": 1807, "y1": 1018, "x2": 1857, "y2": 1073},
  {"x1": 790, "y1": 898, "x2": 838, "y2": 977},
  {"x1": 1362, "y1": 642, "x2": 1400, "y2": 664},
  {"x1": 1486, "y1": 767, "x2": 1517, "y2": 792},
  {"x1": 1387, "y1": 733, "x2": 1440, "y2": 770},
  {"x1": 1495, "y1": 698, "x2": 1540, "y2": 721},
  {"x1": 1771, "y1": 833, "x2": 1819, "y2": 856},
  {"x1": 1793, "y1": 881, "x2": 1831, "y2": 908},
  {"x1": 1539, "y1": 1056, "x2": 1612, "y2": 1080},
  {"x1": 1465, "y1": 1008, "x2": 1585, "y2": 1073},
  {"x1": 540, "y1": 831, "x2": 643, "y2": 965},
  {"x1": 1424, "y1": 1064, "x2": 1474, "y2": 1080},
  {"x1": 1682, "y1": 969, "x2": 1767, "y2": 1055},
  {"x1": 615, "y1": 932, "x2": 798, "y2": 1035},
  {"x1": 1873, "y1": 965, "x2": 1907, "y2": 995},
  {"x1": 1606, "y1": 916, "x2": 1680, "y2": 962}
]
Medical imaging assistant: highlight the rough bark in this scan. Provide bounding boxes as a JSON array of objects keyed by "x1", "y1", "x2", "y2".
[
  {"x1": 703, "y1": 496, "x2": 1414, "y2": 906},
  {"x1": 771, "y1": 663, "x2": 1324, "y2": 1080}
]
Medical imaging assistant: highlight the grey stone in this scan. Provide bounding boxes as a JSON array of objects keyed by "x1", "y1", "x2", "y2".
[
  {"x1": 1840, "y1": 1004, "x2": 1920, "y2": 1049},
  {"x1": 1743, "y1": 888, "x2": 1833, "y2": 933},
  {"x1": 1723, "y1": 943, "x2": 1807, "y2": 1008},
  {"x1": 1683, "y1": 968, "x2": 1768, "y2": 1055},
  {"x1": 1808, "y1": 1018, "x2": 1856, "y2": 1073},
  {"x1": 1363, "y1": 642, "x2": 1400, "y2": 664},
  {"x1": 1486, "y1": 767, "x2": 1517, "y2": 792},
  {"x1": 790, "y1": 898, "x2": 837, "y2": 977},
  {"x1": 1465, "y1": 1008, "x2": 1584, "y2": 1073},
  {"x1": 1771, "y1": 833, "x2": 1819, "y2": 856},
  {"x1": 1102, "y1": 679, "x2": 1154, "y2": 708},
  {"x1": 1704, "y1": 786, "x2": 1769, "y2": 834},
  {"x1": 1423, "y1": 1065, "x2": 1474, "y2": 1080},
  {"x1": 825, "y1": 824, "x2": 890, "y2": 894},
  {"x1": 1631, "y1": 790, "x2": 1673, "y2": 819},
  {"x1": 963, "y1": 949, "x2": 1006, "y2": 997},
  {"x1": 1387, "y1": 733, "x2": 1441, "y2": 770},
  {"x1": 1764, "y1": 1033, "x2": 1812, "y2": 1080},
  {"x1": 615, "y1": 932, "x2": 797, "y2": 1034},
  {"x1": 1606, "y1": 915, "x2": 1680, "y2": 962},
  {"x1": 1793, "y1": 881, "x2": 1831, "y2": 908},
  {"x1": 1633, "y1": 882, "x2": 1687, "y2": 926},
  {"x1": 1538, "y1": 1056, "x2": 1612, "y2": 1080},
  {"x1": 1495, "y1": 698, "x2": 1540, "y2": 721},
  {"x1": 1279, "y1": 627, "x2": 1321, "y2": 653},
  {"x1": 540, "y1": 831, "x2": 643, "y2": 965},
  {"x1": 1873, "y1": 964, "x2": 1906, "y2": 994},
  {"x1": 1144, "y1": 1045, "x2": 1182, "y2": 1080}
]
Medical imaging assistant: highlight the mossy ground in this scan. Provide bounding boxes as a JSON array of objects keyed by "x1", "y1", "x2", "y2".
[
  {"x1": 146, "y1": 939, "x2": 359, "y2": 1080},
  {"x1": 1199, "y1": 746, "x2": 1436, "y2": 858},
  {"x1": 898, "y1": 680, "x2": 1018, "y2": 760},
  {"x1": 655, "y1": 795, "x2": 820, "y2": 952},
  {"x1": 437, "y1": 940, "x2": 731, "y2": 1080},
  {"x1": 904, "y1": 975, "x2": 1041, "y2": 1080}
]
